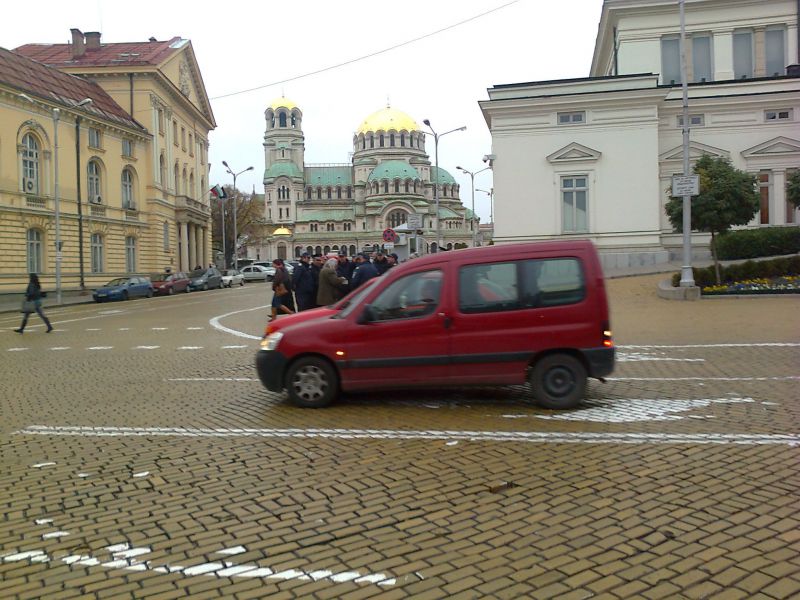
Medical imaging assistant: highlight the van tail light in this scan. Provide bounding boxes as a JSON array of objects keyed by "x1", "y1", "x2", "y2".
[{"x1": 602, "y1": 321, "x2": 614, "y2": 348}]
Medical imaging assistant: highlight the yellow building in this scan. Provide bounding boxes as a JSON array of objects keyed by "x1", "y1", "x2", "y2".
[{"x1": 0, "y1": 29, "x2": 215, "y2": 294}]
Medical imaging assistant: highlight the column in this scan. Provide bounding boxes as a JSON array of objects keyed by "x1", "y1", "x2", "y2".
[
  {"x1": 201, "y1": 227, "x2": 208, "y2": 268},
  {"x1": 196, "y1": 226, "x2": 204, "y2": 268},
  {"x1": 180, "y1": 221, "x2": 189, "y2": 271},
  {"x1": 188, "y1": 224, "x2": 197, "y2": 269},
  {"x1": 772, "y1": 170, "x2": 786, "y2": 226},
  {"x1": 713, "y1": 31, "x2": 734, "y2": 81}
]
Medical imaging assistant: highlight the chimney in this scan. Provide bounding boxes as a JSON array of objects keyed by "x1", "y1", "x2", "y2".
[
  {"x1": 70, "y1": 28, "x2": 85, "y2": 59},
  {"x1": 85, "y1": 31, "x2": 102, "y2": 50}
]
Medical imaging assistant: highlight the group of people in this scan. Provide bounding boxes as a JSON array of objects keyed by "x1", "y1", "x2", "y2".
[{"x1": 270, "y1": 249, "x2": 400, "y2": 318}]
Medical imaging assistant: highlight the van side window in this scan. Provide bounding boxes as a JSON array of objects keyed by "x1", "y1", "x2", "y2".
[
  {"x1": 459, "y1": 262, "x2": 519, "y2": 313},
  {"x1": 520, "y1": 258, "x2": 585, "y2": 307},
  {"x1": 369, "y1": 270, "x2": 443, "y2": 321}
]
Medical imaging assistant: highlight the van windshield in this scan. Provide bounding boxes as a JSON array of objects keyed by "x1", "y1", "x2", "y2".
[{"x1": 337, "y1": 279, "x2": 379, "y2": 318}]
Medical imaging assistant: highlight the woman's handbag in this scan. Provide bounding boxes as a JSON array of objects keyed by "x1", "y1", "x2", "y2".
[
  {"x1": 274, "y1": 283, "x2": 289, "y2": 297},
  {"x1": 21, "y1": 300, "x2": 36, "y2": 313}
]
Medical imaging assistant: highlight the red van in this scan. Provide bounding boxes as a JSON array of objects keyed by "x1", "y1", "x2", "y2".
[{"x1": 256, "y1": 240, "x2": 614, "y2": 409}]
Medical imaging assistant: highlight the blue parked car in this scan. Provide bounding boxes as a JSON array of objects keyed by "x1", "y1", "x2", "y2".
[{"x1": 93, "y1": 276, "x2": 154, "y2": 302}]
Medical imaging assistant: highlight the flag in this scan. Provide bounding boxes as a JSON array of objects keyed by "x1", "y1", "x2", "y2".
[{"x1": 210, "y1": 184, "x2": 227, "y2": 199}]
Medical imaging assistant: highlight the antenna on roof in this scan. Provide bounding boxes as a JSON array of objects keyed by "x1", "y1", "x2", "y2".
[{"x1": 386, "y1": 96, "x2": 390, "y2": 108}]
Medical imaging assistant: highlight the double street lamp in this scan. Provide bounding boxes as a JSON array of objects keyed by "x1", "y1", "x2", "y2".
[
  {"x1": 222, "y1": 161, "x2": 253, "y2": 269},
  {"x1": 422, "y1": 119, "x2": 465, "y2": 253},
  {"x1": 476, "y1": 188, "x2": 494, "y2": 226},
  {"x1": 19, "y1": 93, "x2": 92, "y2": 304},
  {"x1": 456, "y1": 165, "x2": 490, "y2": 247}
]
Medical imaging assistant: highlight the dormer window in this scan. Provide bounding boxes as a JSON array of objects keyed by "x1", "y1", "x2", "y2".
[{"x1": 765, "y1": 109, "x2": 792, "y2": 121}]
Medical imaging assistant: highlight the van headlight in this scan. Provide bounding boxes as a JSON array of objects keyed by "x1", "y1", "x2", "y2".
[{"x1": 260, "y1": 331, "x2": 283, "y2": 351}]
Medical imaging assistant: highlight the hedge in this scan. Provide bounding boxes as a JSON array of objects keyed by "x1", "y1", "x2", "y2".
[
  {"x1": 671, "y1": 254, "x2": 800, "y2": 288},
  {"x1": 714, "y1": 227, "x2": 800, "y2": 260}
]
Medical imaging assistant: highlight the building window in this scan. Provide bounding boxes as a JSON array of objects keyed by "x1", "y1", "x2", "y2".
[
  {"x1": 91, "y1": 233, "x2": 104, "y2": 273},
  {"x1": 327, "y1": 187, "x2": 332, "y2": 199},
  {"x1": 347, "y1": 187, "x2": 352, "y2": 199},
  {"x1": 758, "y1": 172, "x2": 770, "y2": 224},
  {"x1": 122, "y1": 139, "x2": 134, "y2": 157},
  {"x1": 766, "y1": 28, "x2": 786, "y2": 76},
  {"x1": 317, "y1": 188, "x2": 322, "y2": 199},
  {"x1": 121, "y1": 168, "x2": 134, "y2": 209},
  {"x1": 159, "y1": 154, "x2": 166, "y2": 185},
  {"x1": 561, "y1": 176, "x2": 588, "y2": 233},
  {"x1": 125, "y1": 236, "x2": 136, "y2": 272},
  {"x1": 661, "y1": 37, "x2": 681, "y2": 84},
  {"x1": 327, "y1": 223, "x2": 335, "y2": 231},
  {"x1": 733, "y1": 30, "x2": 753, "y2": 79},
  {"x1": 344, "y1": 222, "x2": 351, "y2": 231},
  {"x1": 370, "y1": 136, "x2": 374, "y2": 149},
  {"x1": 279, "y1": 112, "x2": 287, "y2": 127},
  {"x1": 400, "y1": 133, "x2": 405, "y2": 147},
  {"x1": 21, "y1": 133, "x2": 40, "y2": 195},
  {"x1": 88, "y1": 127, "x2": 102, "y2": 148},
  {"x1": 388, "y1": 209, "x2": 407, "y2": 229},
  {"x1": 87, "y1": 160, "x2": 101, "y2": 202},
  {"x1": 765, "y1": 109, "x2": 792, "y2": 121},
  {"x1": 390, "y1": 134, "x2": 395, "y2": 147},
  {"x1": 692, "y1": 34, "x2": 712, "y2": 82},
  {"x1": 337, "y1": 187, "x2": 342, "y2": 199},
  {"x1": 383, "y1": 181, "x2": 389, "y2": 194},
  {"x1": 163, "y1": 221, "x2": 170, "y2": 251},
  {"x1": 173, "y1": 120, "x2": 178, "y2": 142},
  {"x1": 26, "y1": 229, "x2": 42, "y2": 274},
  {"x1": 677, "y1": 114, "x2": 705, "y2": 127},
  {"x1": 189, "y1": 133, "x2": 194, "y2": 156},
  {"x1": 394, "y1": 180, "x2": 400, "y2": 193},
  {"x1": 157, "y1": 109, "x2": 164, "y2": 133},
  {"x1": 310, "y1": 223, "x2": 318, "y2": 232},
  {"x1": 557, "y1": 111, "x2": 585, "y2": 125},
  {"x1": 181, "y1": 127, "x2": 186, "y2": 149},
  {"x1": 380, "y1": 134, "x2": 385, "y2": 147}
]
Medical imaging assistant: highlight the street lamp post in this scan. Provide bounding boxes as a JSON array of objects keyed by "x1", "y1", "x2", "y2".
[
  {"x1": 19, "y1": 94, "x2": 92, "y2": 304},
  {"x1": 476, "y1": 188, "x2": 494, "y2": 225},
  {"x1": 222, "y1": 161, "x2": 254, "y2": 269},
  {"x1": 422, "y1": 120, "x2": 466, "y2": 253},
  {"x1": 220, "y1": 198, "x2": 227, "y2": 270},
  {"x1": 456, "y1": 165, "x2": 490, "y2": 247}
]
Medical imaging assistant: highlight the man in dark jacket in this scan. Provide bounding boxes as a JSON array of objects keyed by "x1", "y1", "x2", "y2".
[
  {"x1": 373, "y1": 250, "x2": 390, "y2": 275},
  {"x1": 310, "y1": 254, "x2": 323, "y2": 306},
  {"x1": 336, "y1": 250, "x2": 356, "y2": 293},
  {"x1": 350, "y1": 253, "x2": 379, "y2": 290},
  {"x1": 293, "y1": 253, "x2": 316, "y2": 311}
]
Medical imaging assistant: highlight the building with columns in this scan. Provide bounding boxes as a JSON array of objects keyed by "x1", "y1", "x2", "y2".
[
  {"x1": 248, "y1": 99, "x2": 480, "y2": 261},
  {"x1": 480, "y1": 0, "x2": 799, "y2": 269},
  {"x1": 0, "y1": 29, "x2": 215, "y2": 293}
]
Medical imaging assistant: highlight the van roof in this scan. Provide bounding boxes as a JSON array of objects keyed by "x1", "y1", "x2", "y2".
[{"x1": 404, "y1": 240, "x2": 596, "y2": 270}]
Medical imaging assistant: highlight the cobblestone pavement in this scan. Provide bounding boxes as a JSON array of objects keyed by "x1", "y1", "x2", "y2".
[{"x1": 0, "y1": 279, "x2": 798, "y2": 599}]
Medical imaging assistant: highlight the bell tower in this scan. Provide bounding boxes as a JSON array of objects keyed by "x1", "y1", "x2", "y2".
[{"x1": 263, "y1": 97, "x2": 305, "y2": 223}]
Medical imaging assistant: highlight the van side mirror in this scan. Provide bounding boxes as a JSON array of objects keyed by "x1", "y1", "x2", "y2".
[{"x1": 358, "y1": 305, "x2": 376, "y2": 324}]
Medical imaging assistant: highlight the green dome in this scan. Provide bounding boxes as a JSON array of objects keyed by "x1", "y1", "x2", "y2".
[
  {"x1": 430, "y1": 166, "x2": 456, "y2": 185},
  {"x1": 264, "y1": 162, "x2": 303, "y2": 181},
  {"x1": 367, "y1": 160, "x2": 421, "y2": 182}
]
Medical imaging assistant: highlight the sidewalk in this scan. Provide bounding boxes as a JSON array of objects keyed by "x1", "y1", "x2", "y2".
[{"x1": 0, "y1": 289, "x2": 96, "y2": 315}]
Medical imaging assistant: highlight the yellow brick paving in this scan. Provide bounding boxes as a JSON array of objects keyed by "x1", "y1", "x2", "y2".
[{"x1": 0, "y1": 277, "x2": 798, "y2": 598}]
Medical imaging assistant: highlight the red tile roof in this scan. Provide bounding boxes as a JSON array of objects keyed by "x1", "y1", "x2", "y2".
[
  {"x1": 14, "y1": 37, "x2": 184, "y2": 68},
  {"x1": 0, "y1": 47, "x2": 145, "y2": 131}
]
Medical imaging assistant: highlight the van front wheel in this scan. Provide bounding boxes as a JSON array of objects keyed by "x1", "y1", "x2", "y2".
[
  {"x1": 530, "y1": 354, "x2": 586, "y2": 410},
  {"x1": 286, "y1": 357, "x2": 338, "y2": 408}
]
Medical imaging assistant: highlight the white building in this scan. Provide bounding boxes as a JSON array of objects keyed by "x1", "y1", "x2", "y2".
[
  {"x1": 480, "y1": 0, "x2": 799, "y2": 269},
  {"x1": 249, "y1": 99, "x2": 480, "y2": 261}
]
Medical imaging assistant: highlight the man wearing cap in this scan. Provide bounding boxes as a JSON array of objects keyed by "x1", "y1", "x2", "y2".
[
  {"x1": 310, "y1": 254, "x2": 324, "y2": 306},
  {"x1": 270, "y1": 258, "x2": 294, "y2": 321},
  {"x1": 336, "y1": 250, "x2": 356, "y2": 293},
  {"x1": 350, "y1": 253, "x2": 379, "y2": 291},
  {"x1": 387, "y1": 252, "x2": 399, "y2": 269},
  {"x1": 373, "y1": 250, "x2": 390, "y2": 275},
  {"x1": 293, "y1": 252, "x2": 316, "y2": 311}
]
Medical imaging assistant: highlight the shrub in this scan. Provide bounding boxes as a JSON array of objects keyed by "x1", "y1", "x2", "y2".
[
  {"x1": 714, "y1": 227, "x2": 800, "y2": 259},
  {"x1": 671, "y1": 255, "x2": 800, "y2": 287}
]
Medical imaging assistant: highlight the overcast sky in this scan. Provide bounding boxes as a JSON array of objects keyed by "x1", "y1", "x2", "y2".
[{"x1": 4, "y1": 0, "x2": 603, "y2": 223}]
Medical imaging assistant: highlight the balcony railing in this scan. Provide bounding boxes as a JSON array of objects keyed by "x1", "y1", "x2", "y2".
[
  {"x1": 176, "y1": 195, "x2": 209, "y2": 215},
  {"x1": 90, "y1": 205, "x2": 106, "y2": 218},
  {"x1": 25, "y1": 195, "x2": 47, "y2": 209}
]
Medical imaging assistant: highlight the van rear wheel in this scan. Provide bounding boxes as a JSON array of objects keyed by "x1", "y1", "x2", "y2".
[
  {"x1": 530, "y1": 354, "x2": 586, "y2": 410},
  {"x1": 286, "y1": 357, "x2": 338, "y2": 408}
]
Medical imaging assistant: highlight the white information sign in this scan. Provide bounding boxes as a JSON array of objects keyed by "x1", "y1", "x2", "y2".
[
  {"x1": 406, "y1": 213, "x2": 423, "y2": 229},
  {"x1": 672, "y1": 175, "x2": 699, "y2": 196}
]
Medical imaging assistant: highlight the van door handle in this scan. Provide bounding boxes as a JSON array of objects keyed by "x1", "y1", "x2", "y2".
[{"x1": 438, "y1": 312, "x2": 451, "y2": 330}]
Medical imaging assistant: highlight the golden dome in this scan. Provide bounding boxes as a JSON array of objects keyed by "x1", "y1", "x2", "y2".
[
  {"x1": 357, "y1": 106, "x2": 419, "y2": 134},
  {"x1": 273, "y1": 226, "x2": 292, "y2": 236},
  {"x1": 268, "y1": 97, "x2": 297, "y2": 111}
]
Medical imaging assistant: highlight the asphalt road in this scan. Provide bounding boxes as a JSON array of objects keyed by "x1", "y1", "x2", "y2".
[{"x1": 1, "y1": 279, "x2": 798, "y2": 599}]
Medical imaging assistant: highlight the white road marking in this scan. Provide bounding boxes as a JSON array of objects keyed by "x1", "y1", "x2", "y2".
[
  {"x1": 14, "y1": 425, "x2": 800, "y2": 445},
  {"x1": 209, "y1": 306, "x2": 267, "y2": 340},
  {"x1": 8, "y1": 348, "x2": 28, "y2": 352},
  {"x1": 132, "y1": 471, "x2": 149, "y2": 478},
  {"x1": 32, "y1": 462, "x2": 56, "y2": 468},
  {"x1": 177, "y1": 346, "x2": 203, "y2": 350},
  {"x1": 85, "y1": 328, "x2": 102, "y2": 331},
  {"x1": 118, "y1": 328, "x2": 130, "y2": 331},
  {"x1": 151, "y1": 327, "x2": 168, "y2": 331},
  {"x1": 617, "y1": 352, "x2": 705, "y2": 362},
  {"x1": 609, "y1": 376, "x2": 800, "y2": 381},
  {"x1": 41, "y1": 531, "x2": 69, "y2": 540},
  {"x1": 134, "y1": 346, "x2": 160, "y2": 350},
  {"x1": 217, "y1": 546, "x2": 247, "y2": 555},
  {"x1": 1, "y1": 544, "x2": 396, "y2": 586},
  {"x1": 87, "y1": 346, "x2": 113, "y2": 350},
  {"x1": 187, "y1": 327, "x2": 204, "y2": 330},
  {"x1": 34, "y1": 519, "x2": 53, "y2": 525},
  {"x1": 533, "y1": 397, "x2": 754, "y2": 423},
  {"x1": 222, "y1": 345, "x2": 249, "y2": 349},
  {"x1": 168, "y1": 377, "x2": 257, "y2": 381},
  {"x1": 49, "y1": 347, "x2": 70, "y2": 351}
]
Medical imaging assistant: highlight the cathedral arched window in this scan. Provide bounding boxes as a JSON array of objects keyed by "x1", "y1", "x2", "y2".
[
  {"x1": 307, "y1": 187, "x2": 312, "y2": 200},
  {"x1": 394, "y1": 180, "x2": 399, "y2": 193},
  {"x1": 347, "y1": 187, "x2": 352, "y2": 199},
  {"x1": 279, "y1": 112, "x2": 287, "y2": 127},
  {"x1": 379, "y1": 134, "x2": 384, "y2": 147},
  {"x1": 400, "y1": 133, "x2": 405, "y2": 147},
  {"x1": 390, "y1": 134, "x2": 395, "y2": 147},
  {"x1": 336, "y1": 187, "x2": 341, "y2": 199},
  {"x1": 413, "y1": 180, "x2": 418, "y2": 193},
  {"x1": 383, "y1": 181, "x2": 389, "y2": 194},
  {"x1": 327, "y1": 187, "x2": 332, "y2": 199},
  {"x1": 387, "y1": 209, "x2": 407, "y2": 229},
  {"x1": 317, "y1": 187, "x2": 322, "y2": 200},
  {"x1": 370, "y1": 136, "x2": 374, "y2": 149},
  {"x1": 362, "y1": 137, "x2": 366, "y2": 150},
  {"x1": 405, "y1": 180, "x2": 409, "y2": 193},
  {"x1": 291, "y1": 114, "x2": 296, "y2": 128}
]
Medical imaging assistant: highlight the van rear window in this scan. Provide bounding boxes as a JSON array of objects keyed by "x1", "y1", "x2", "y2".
[{"x1": 459, "y1": 258, "x2": 585, "y2": 313}]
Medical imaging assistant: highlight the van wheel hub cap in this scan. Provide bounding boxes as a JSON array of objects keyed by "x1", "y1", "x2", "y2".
[{"x1": 293, "y1": 366, "x2": 327, "y2": 399}]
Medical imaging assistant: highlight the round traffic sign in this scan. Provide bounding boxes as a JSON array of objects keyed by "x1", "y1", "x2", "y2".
[{"x1": 383, "y1": 228, "x2": 396, "y2": 242}]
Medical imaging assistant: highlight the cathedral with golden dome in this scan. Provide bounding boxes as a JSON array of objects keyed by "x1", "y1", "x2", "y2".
[{"x1": 254, "y1": 98, "x2": 479, "y2": 260}]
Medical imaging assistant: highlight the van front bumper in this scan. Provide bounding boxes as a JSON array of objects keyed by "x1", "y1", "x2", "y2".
[
  {"x1": 255, "y1": 350, "x2": 288, "y2": 392},
  {"x1": 584, "y1": 347, "x2": 615, "y2": 378}
]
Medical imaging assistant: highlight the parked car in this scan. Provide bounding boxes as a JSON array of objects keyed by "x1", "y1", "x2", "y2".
[
  {"x1": 93, "y1": 276, "x2": 154, "y2": 302},
  {"x1": 151, "y1": 271, "x2": 191, "y2": 295},
  {"x1": 222, "y1": 269, "x2": 245, "y2": 287},
  {"x1": 188, "y1": 267, "x2": 223, "y2": 291},
  {"x1": 256, "y1": 240, "x2": 614, "y2": 409},
  {"x1": 241, "y1": 264, "x2": 272, "y2": 282}
]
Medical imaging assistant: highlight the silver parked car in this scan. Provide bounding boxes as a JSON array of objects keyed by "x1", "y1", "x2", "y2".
[{"x1": 240, "y1": 265, "x2": 272, "y2": 282}]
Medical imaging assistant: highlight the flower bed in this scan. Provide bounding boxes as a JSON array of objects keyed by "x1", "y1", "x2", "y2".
[{"x1": 701, "y1": 276, "x2": 800, "y2": 296}]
